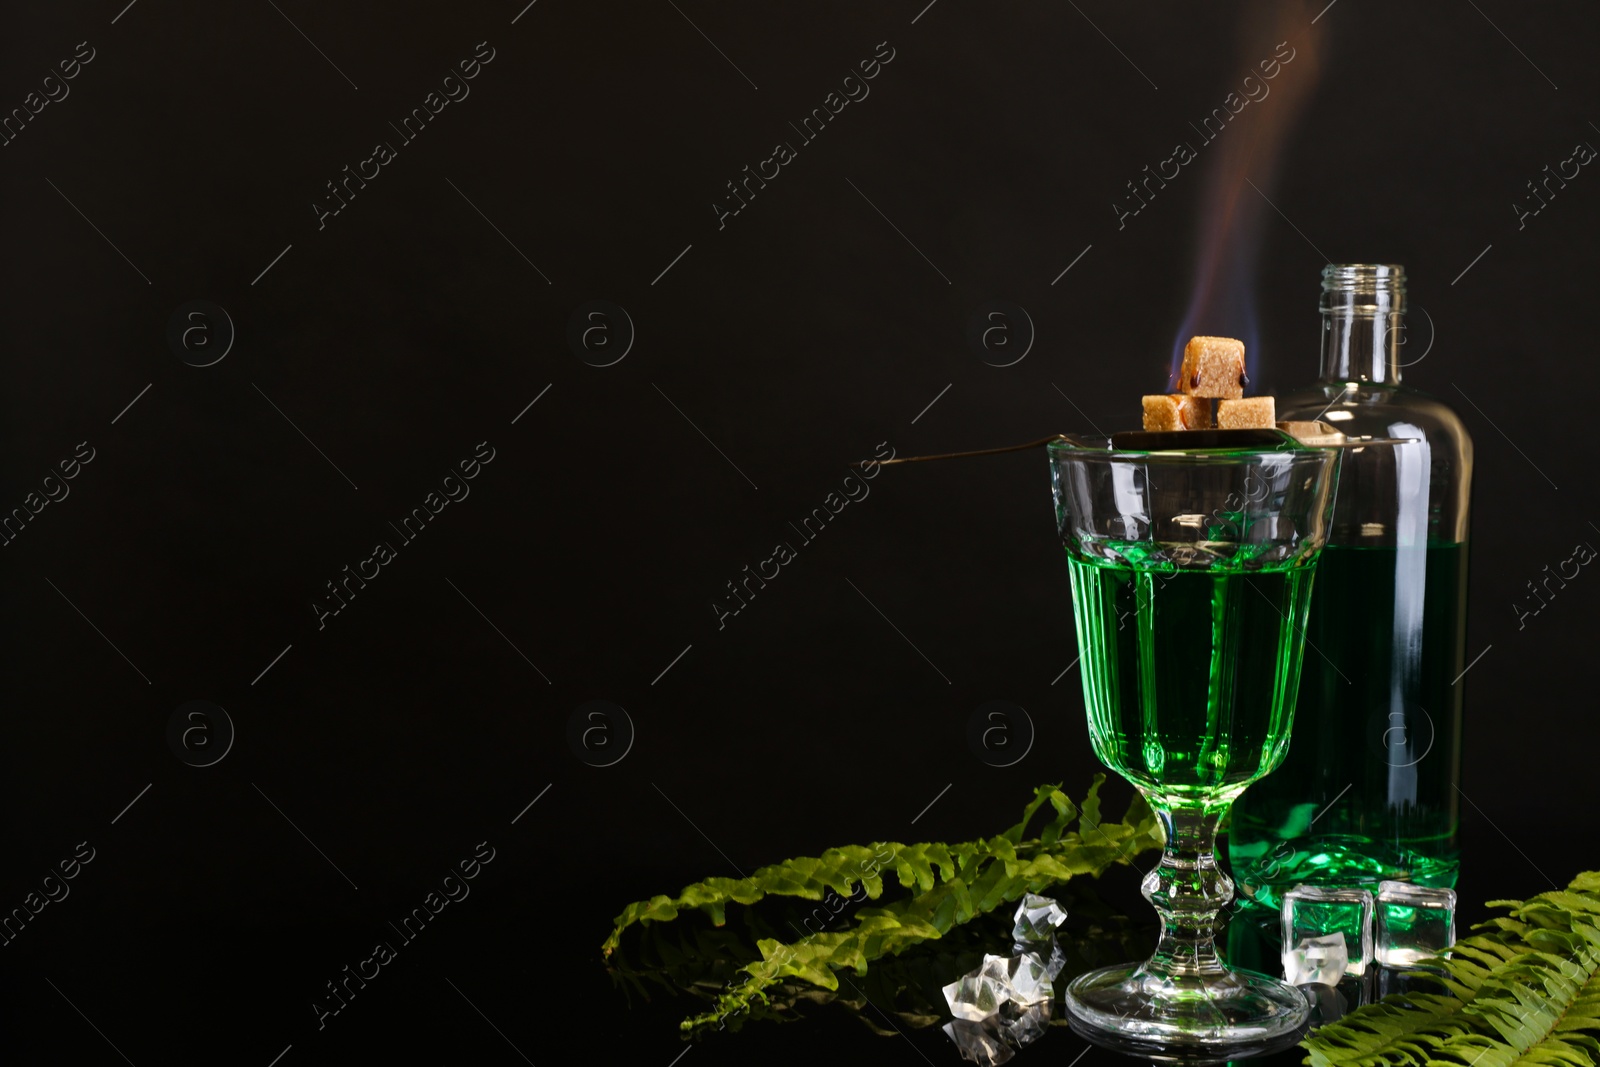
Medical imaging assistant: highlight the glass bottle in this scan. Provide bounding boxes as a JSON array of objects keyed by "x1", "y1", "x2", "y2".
[{"x1": 1228, "y1": 263, "x2": 1472, "y2": 908}]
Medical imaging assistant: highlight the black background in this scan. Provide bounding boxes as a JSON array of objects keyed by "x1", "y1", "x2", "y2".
[{"x1": 2, "y1": 1, "x2": 1595, "y2": 1064}]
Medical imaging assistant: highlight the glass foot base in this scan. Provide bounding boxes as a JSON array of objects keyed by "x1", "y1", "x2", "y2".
[{"x1": 1064, "y1": 963, "x2": 1311, "y2": 1064}]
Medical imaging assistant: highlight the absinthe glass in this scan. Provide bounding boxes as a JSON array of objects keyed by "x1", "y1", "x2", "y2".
[{"x1": 1049, "y1": 436, "x2": 1337, "y2": 1055}]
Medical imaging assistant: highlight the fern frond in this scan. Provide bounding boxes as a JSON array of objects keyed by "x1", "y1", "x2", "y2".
[
  {"x1": 599, "y1": 775, "x2": 1165, "y2": 1034},
  {"x1": 1303, "y1": 871, "x2": 1600, "y2": 1067},
  {"x1": 603, "y1": 775, "x2": 1143, "y2": 955}
]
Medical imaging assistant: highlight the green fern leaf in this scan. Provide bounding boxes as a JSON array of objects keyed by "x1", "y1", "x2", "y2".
[
  {"x1": 600, "y1": 776, "x2": 1164, "y2": 1034},
  {"x1": 1302, "y1": 870, "x2": 1600, "y2": 1067}
]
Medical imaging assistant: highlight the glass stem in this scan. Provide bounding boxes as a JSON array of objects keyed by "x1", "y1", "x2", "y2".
[{"x1": 1139, "y1": 796, "x2": 1234, "y2": 981}]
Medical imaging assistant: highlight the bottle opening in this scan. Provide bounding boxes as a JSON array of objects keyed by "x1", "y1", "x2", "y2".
[{"x1": 1322, "y1": 264, "x2": 1406, "y2": 315}]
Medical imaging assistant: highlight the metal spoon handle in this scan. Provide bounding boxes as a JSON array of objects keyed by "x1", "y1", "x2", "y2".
[{"x1": 857, "y1": 434, "x2": 1066, "y2": 468}]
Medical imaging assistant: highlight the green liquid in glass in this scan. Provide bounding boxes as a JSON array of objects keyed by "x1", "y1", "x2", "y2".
[
  {"x1": 1228, "y1": 543, "x2": 1466, "y2": 906},
  {"x1": 1067, "y1": 549, "x2": 1316, "y2": 805}
]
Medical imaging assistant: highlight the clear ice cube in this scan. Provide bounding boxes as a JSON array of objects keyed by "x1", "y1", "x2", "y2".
[
  {"x1": 1280, "y1": 934, "x2": 1344, "y2": 985},
  {"x1": 1014, "y1": 938, "x2": 1068, "y2": 981},
  {"x1": 942, "y1": 969, "x2": 1005, "y2": 1022},
  {"x1": 941, "y1": 952, "x2": 1054, "y2": 1023},
  {"x1": 1283, "y1": 933, "x2": 1349, "y2": 986},
  {"x1": 1281, "y1": 884, "x2": 1375, "y2": 976},
  {"x1": 1011, "y1": 892, "x2": 1068, "y2": 943},
  {"x1": 1375, "y1": 881, "x2": 1457, "y2": 968},
  {"x1": 983, "y1": 952, "x2": 1052, "y2": 1005}
]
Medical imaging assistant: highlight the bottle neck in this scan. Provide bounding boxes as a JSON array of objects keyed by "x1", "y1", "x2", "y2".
[{"x1": 1320, "y1": 310, "x2": 1403, "y2": 385}]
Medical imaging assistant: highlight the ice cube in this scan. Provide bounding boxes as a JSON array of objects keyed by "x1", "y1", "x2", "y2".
[
  {"x1": 1375, "y1": 881, "x2": 1457, "y2": 968},
  {"x1": 1281, "y1": 884, "x2": 1375, "y2": 976},
  {"x1": 1011, "y1": 893, "x2": 1068, "y2": 943},
  {"x1": 942, "y1": 969, "x2": 1005, "y2": 1022},
  {"x1": 1014, "y1": 938, "x2": 1068, "y2": 981},
  {"x1": 941, "y1": 952, "x2": 1054, "y2": 1023},
  {"x1": 1283, "y1": 933, "x2": 1349, "y2": 986},
  {"x1": 979, "y1": 952, "x2": 1053, "y2": 1006}
]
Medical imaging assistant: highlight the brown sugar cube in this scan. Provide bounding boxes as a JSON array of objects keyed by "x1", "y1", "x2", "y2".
[
  {"x1": 1179, "y1": 336, "x2": 1247, "y2": 399},
  {"x1": 1217, "y1": 396, "x2": 1276, "y2": 429},
  {"x1": 1277, "y1": 420, "x2": 1345, "y2": 446},
  {"x1": 1142, "y1": 393, "x2": 1213, "y2": 431}
]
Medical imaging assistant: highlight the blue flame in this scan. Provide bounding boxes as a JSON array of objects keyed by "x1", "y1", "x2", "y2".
[{"x1": 1168, "y1": 185, "x2": 1268, "y2": 391}]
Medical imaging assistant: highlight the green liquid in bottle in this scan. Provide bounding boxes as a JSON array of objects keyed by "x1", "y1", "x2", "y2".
[
  {"x1": 1228, "y1": 543, "x2": 1466, "y2": 907},
  {"x1": 1068, "y1": 550, "x2": 1316, "y2": 805}
]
